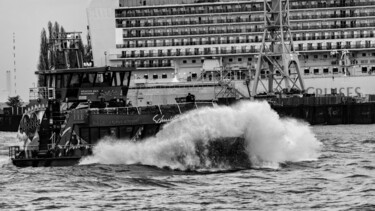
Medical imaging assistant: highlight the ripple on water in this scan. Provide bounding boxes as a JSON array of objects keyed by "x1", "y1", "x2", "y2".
[
  {"x1": 361, "y1": 139, "x2": 375, "y2": 144},
  {"x1": 1, "y1": 126, "x2": 375, "y2": 210},
  {"x1": 345, "y1": 174, "x2": 371, "y2": 179}
]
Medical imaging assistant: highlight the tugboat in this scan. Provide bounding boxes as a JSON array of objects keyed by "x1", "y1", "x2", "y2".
[{"x1": 8, "y1": 66, "x2": 249, "y2": 167}]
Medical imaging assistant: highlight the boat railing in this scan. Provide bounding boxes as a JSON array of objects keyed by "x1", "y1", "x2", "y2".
[
  {"x1": 9, "y1": 144, "x2": 94, "y2": 159},
  {"x1": 8, "y1": 145, "x2": 39, "y2": 159},
  {"x1": 47, "y1": 144, "x2": 94, "y2": 150},
  {"x1": 29, "y1": 87, "x2": 56, "y2": 100},
  {"x1": 8, "y1": 146, "x2": 20, "y2": 159},
  {"x1": 88, "y1": 102, "x2": 215, "y2": 116},
  {"x1": 47, "y1": 144, "x2": 94, "y2": 158}
]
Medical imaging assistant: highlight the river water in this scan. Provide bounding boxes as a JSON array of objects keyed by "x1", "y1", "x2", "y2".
[{"x1": 1, "y1": 104, "x2": 375, "y2": 210}]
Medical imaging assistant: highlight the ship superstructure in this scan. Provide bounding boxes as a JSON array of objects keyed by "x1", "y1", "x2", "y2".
[{"x1": 87, "y1": 0, "x2": 375, "y2": 105}]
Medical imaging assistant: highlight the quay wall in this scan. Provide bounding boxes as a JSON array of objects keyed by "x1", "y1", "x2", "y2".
[{"x1": 272, "y1": 103, "x2": 375, "y2": 125}]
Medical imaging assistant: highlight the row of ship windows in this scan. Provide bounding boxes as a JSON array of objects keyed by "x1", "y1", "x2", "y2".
[
  {"x1": 134, "y1": 72, "x2": 249, "y2": 80},
  {"x1": 116, "y1": 17, "x2": 375, "y2": 30},
  {"x1": 115, "y1": 42, "x2": 375, "y2": 60},
  {"x1": 116, "y1": 16, "x2": 263, "y2": 28},
  {"x1": 120, "y1": 22, "x2": 375, "y2": 39},
  {"x1": 116, "y1": 11, "x2": 374, "y2": 28},
  {"x1": 121, "y1": 58, "x2": 245, "y2": 68},
  {"x1": 128, "y1": 67, "x2": 375, "y2": 79},
  {"x1": 132, "y1": 67, "x2": 375, "y2": 79},
  {"x1": 116, "y1": 1, "x2": 373, "y2": 18},
  {"x1": 118, "y1": 53, "x2": 373, "y2": 65},
  {"x1": 117, "y1": 57, "x2": 375, "y2": 72},
  {"x1": 118, "y1": 47, "x2": 258, "y2": 59},
  {"x1": 116, "y1": 33, "x2": 375, "y2": 50},
  {"x1": 116, "y1": 3, "x2": 262, "y2": 18},
  {"x1": 303, "y1": 66, "x2": 375, "y2": 75}
]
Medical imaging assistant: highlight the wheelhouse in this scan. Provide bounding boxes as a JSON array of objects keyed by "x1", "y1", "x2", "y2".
[{"x1": 33, "y1": 67, "x2": 134, "y2": 103}]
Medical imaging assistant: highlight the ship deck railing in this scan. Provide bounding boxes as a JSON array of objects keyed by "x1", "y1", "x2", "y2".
[
  {"x1": 9, "y1": 144, "x2": 95, "y2": 159},
  {"x1": 47, "y1": 144, "x2": 95, "y2": 150},
  {"x1": 9, "y1": 145, "x2": 39, "y2": 159},
  {"x1": 88, "y1": 102, "x2": 215, "y2": 116},
  {"x1": 47, "y1": 144, "x2": 94, "y2": 158}
]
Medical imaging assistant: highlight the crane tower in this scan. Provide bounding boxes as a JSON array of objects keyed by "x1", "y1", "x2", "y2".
[{"x1": 252, "y1": 0, "x2": 305, "y2": 96}]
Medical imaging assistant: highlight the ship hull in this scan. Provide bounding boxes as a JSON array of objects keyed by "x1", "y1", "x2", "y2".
[
  {"x1": 11, "y1": 137, "x2": 250, "y2": 168},
  {"x1": 12, "y1": 157, "x2": 81, "y2": 167}
]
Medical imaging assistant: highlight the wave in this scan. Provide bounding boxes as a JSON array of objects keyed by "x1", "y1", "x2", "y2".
[
  {"x1": 0, "y1": 156, "x2": 11, "y2": 167},
  {"x1": 80, "y1": 101, "x2": 321, "y2": 170}
]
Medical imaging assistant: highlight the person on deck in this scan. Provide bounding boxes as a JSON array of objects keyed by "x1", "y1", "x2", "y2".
[{"x1": 186, "y1": 93, "x2": 195, "y2": 103}]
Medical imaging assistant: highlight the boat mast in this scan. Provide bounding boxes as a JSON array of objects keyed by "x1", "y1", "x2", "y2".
[{"x1": 252, "y1": 0, "x2": 305, "y2": 96}]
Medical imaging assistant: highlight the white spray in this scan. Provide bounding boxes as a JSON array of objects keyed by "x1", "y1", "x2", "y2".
[{"x1": 80, "y1": 101, "x2": 321, "y2": 169}]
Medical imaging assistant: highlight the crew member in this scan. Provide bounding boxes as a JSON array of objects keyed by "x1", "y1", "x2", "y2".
[{"x1": 186, "y1": 93, "x2": 195, "y2": 103}]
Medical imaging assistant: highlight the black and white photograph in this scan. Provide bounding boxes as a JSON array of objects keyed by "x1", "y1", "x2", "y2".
[{"x1": 1, "y1": 0, "x2": 375, "y2": 210}]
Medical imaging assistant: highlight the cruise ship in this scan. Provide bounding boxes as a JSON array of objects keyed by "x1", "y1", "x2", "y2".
[{"x1": 87, "y1": 0, "x2": 375, "y2": 106}]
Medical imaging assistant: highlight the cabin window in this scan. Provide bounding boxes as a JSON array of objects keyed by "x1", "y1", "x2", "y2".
[
  {"x1": 304, "y1": 69, "x2": 310, "y2": 74},
  {"x1": 144, "y1": 74, "x2": 149, "y2": 79},
  {"x1": 362, "y1": 67, "x2": 368, "y2": 73},
  {"x1": 153, "y1": 74, "x2": 158, "y2": 79},
  {"x1": 114, "y1": 72, "x2": 122, "y2": 85},
  {"x1": 332, "y1": 68, "x2": 339, "y2": 74},
  {"x1": 111, "y1": 72, "x2": 118, "y2": 86},
  {"x1": 103, "y1": 73, "x2": 111, "y2": 86},
  {"x1": 56, "y1": 75, "x2": 62, "y2": 88},
  {"x1": 81, "y1": 73, "x2": 95, "y2": 87},
  {"x1": 95, "y1": 73, "x2": 104, "y2": 84},
  {"x1": 314, "y1": 69, "x2": 319, "y2": 74},
  {"x1": 323, "y1": 68, "x2": 329, "y2": 74},
  {"x1": 119, "y1": 126, "x2": 133, "y2": 139},
  {"x1": 63, "y1": 74, "x2": 69, "y2": 88},
  {"x1": 39, "y1": 75, "x2": 46, "y2": 87},
  {"x1": 48, "y1": 75, "x2": 56, "y2": 88},
  {"x1": 46, "y1": 75, "x2": 50, "y2": 87},
  {"x1": 162, "y1": 73, "x2": 167, "y2": 79},
  {"x1": 120, "y1": 72, "x2": 130, "y2": 86},
  {"x1": 70, "y1": 73, "x2": 81, "y2": 87}
]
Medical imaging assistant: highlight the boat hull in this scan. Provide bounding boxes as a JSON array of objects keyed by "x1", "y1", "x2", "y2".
[{"x1": 12, "y1": 157, "x2": 81, "y2": 167}]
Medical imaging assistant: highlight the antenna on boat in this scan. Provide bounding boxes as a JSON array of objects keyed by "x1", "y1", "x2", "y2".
[{"x1": 252, "y1": 0, "x2": 305, "y2": 97}]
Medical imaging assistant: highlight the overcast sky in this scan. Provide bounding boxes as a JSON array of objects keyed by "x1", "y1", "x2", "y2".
[{"x1": 0, "y1": 0, "x2": 91, "y2": 102}]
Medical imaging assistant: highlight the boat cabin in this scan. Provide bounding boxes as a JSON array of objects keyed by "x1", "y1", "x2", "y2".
[{"x1": 33, "y1": 66, "x2": 134, "y2": 104}]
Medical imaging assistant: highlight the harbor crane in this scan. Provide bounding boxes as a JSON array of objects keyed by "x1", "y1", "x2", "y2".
[{"x1": 252, "y1": 0, "x2": 305, "y2": 97}]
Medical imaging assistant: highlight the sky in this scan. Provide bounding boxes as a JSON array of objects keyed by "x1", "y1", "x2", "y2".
[{"x1": 0, "y1": 0, "x2": 92, "y2": 102}]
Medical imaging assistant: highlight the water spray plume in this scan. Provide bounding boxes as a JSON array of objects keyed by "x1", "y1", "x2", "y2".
[{"x1": 80, "y1": 101, "x2": 321, "y2": 170}]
